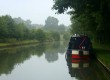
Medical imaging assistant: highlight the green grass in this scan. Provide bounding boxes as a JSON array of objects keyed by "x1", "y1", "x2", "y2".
[
  {"x1": 93, "y1": 42, "x2": 110, "y2": 50},
  {"x1": 93, "y1": 43, "x2": 110, "y2": 69},
  {"x1": 0, "y1": 40, "x2": 39, "y2": 47}
]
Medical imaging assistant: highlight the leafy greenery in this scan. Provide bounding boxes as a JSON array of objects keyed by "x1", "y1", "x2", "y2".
[
  {"x1": 63, "y1": 32, "x2": 70, "y2": 41},
  {"x1": 94, "y1": 48, "x2": 110, "y2": 69},
  {"x1": 0, "y1": 15, "x2": 68, "y2": 43},
  {"x1": 44, "y1": 16, "x2": 66, "y2": 34},
  {"x1": 35, "y1": 29, "x2": 46, "y2": 42},
  {"x1": 44, "y1": 16, "x2": 70, "y2": 41},
  {"x1": 53, "y1": 0, "x2": 110, "y2": 43},
  {"x1": 45, "y1": 16, "x2": 58, "y2": 28}
]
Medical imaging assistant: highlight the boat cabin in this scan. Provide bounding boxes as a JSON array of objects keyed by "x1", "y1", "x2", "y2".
[{"x1": 68, "y1": 34, "x2": 92, "y2": 51}]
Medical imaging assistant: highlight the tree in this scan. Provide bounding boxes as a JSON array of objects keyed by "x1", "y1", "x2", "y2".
[
  {"x1": 14, "y1": 17, "x2": 24, "y2": 24},
  {"x1": 35, "y1": 29, "x2": 46, "y2": 42},
  {"x1": 45, "y1": 16, "x2": 59, "y2": 28},
  {"x1": 53, "y1": 0, "x2": 110, "y2": 43},
  {"x1": 51, "y1": 32, "x2": 60, "y2": 41},
  {"x1": 24, "y1": 19, "x2": 32, "y2": 28},
  {"x1": 14, "y1": 23, "x2": 26, "y2": 40},
  {"x1": 63, "y1": 32, "x2": 70, "y2": 41},
  {"x1": 0, "y1": 16, "x2": 8, "y2": 39},
  {"x1": 58, "y1": 24, "x2": 66, "y2": 33}
]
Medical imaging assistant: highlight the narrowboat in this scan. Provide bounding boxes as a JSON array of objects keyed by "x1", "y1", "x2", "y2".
[{"x1": 66, "y1": 34, "x2": 92, "y2": 60}]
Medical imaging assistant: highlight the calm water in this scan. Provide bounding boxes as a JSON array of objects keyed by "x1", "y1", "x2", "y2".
[{"x1": 0, "y1": 41, "x2": 109, "y2": 80}]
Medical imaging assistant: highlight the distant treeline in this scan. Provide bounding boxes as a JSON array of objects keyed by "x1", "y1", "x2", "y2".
[
  {"x1": 0, "y1": 15, "x2": 70, "y2": 43},
  {"x1": 53, "y1": 0, "x2": 110, "y2": 43}
]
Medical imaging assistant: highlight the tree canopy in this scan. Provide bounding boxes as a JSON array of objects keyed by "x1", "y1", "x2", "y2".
[
  {"x1": 0, "y1": 15, "x2": 66, "y2": 42},
  {"x1": 53, "y1": 0, "x2": 110, "y2": 43},
  {"x1": 44, "y1": 16, "x2": 66, "y2": 34},
  {"x1": 45, "y1": 16, "x2": 59, "y2": 28}
]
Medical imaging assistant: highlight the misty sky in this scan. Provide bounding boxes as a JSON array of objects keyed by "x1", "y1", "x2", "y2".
[{"x1": 0, "y1": 0, "x2": 71, "y2": 26}]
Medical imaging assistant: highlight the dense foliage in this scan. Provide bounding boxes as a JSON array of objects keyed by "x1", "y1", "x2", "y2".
[
  {"x1": 53, "y1": 0, "x2": 110, "y2": 43},
  {"x1": 44, "y1": 16, "x2": 70, "y2": 41},
  {"x1": 44, "y1": 16, "x2": 66, "y2": 34},
  {"x1": 0, "y1": 15, "x2": 66, "y2": 42},
  {"x1": 0, "y1": 15, "x2": 56, "y2": 42}
]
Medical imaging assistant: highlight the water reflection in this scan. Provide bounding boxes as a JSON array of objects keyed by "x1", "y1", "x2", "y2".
[
  {"x1": 0, "y1": 41, "x2": 67, "y2": 76},
  {"x1": 44, "y1": 41, "x2": 68, "y2": 62},
  {"x1": 44, "y1": 42, "x2": 59, "y2": 62},
  {"x1": 66, "y1": 54, "x2": 110, "y2": 80},
  {"x1": 0, "y1": 41, "x2": 109, "y2": 80}
]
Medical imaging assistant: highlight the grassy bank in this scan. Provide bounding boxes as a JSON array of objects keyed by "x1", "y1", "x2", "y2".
[
  {"x1": 93, "y1": 43, "x2": 110, "y2": 69},
  {"x1": 0, "y1": 40, "x2": 39, "y2": 48}
]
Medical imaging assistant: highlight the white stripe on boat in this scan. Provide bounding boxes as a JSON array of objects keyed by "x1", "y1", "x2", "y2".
[
  {"x1": 72, "y1": 50, "x2": 79, "y2": 54},
  {"x1": 72, "y1": 63, "x2": 79, "y2": 68},
  {"x1": 72, "y1": 50, "x2": 89, "y2": 55},
  {"x1": 83, "y1": 51, "x2": 89, "y2": 55},
  {"x1": 83, "y1": 63, "x2": 89, "y2": 67}
]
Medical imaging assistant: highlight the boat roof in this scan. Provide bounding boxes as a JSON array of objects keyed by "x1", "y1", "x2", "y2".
[{"x1": 71, "y1": 34, "x2": 88, "y2": 38}]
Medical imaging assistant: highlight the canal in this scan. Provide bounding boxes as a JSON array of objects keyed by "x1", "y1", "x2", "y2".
[{"x1": 0, "y1": 41, "x2": 109, "y2": 80}]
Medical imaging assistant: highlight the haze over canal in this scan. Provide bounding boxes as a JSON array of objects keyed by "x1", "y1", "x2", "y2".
[{"x1": 0, "y1": 42, "x2": 109, "y2": 80}]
